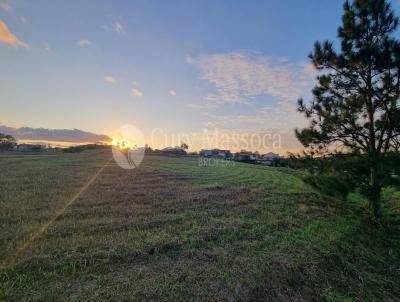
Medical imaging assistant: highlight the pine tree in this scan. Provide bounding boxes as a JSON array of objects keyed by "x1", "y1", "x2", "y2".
[{"x1": 296, "y1": 0, "x2": 400, "y2": 219}]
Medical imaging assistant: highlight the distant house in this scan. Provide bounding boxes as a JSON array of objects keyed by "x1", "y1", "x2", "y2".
[
  {"x1": 14, "y1": 143, "x2": 44, "y2": 151},
  {"x1": 261, "y1": 152, "x2": 280, "y2": 160},
  {"x1": 161, "y1": 147, "x2": 187, "y2": 156},
  {"x1": 199, "y1": 149, "x2": 232, "y2": 159},
  {"x1": 259, "y1": 152, "x2": 282, "y2": 166},
  {"x1": 249, "y1": 152, "x2": 260, "y2": 161},
  {"x1": 234, "y1": 151, "x2": 281, "y2": 164},
  {"x1": 199, "y1": 149, "x2": 213, "y2": 157},
  {"x1": 234, "y1": 150, "x2": 254, "y2": 162}
]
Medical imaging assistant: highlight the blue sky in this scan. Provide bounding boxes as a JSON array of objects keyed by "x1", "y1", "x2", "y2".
[{"x1": 1, "y1": 0, "x2": 400, "y2": 150}]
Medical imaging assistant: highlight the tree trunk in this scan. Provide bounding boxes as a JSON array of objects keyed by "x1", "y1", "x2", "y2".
[
  {"x1": 370, "y1": 163, "x2": 382, "y2": 220},
  {"x1": 370, "y1": 186, "x2": 382, "y2": 220}
]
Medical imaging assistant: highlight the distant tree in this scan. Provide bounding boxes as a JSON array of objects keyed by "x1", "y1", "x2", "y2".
[
  {"x1": 180, "y1": 142, "x2": 189, "y2": 150},
  {"x1": 63, "y1": 146, "x2": 83, "y2": 153},
  {"x1": 0, "y1": 133, "x2": 17, "y2": 151},
  {"x1": 145, "y1": 144, "x2": 153, "y2": 154},
  {"x1": 296, "y1": 0, "x2": 400, "y2": 219}
]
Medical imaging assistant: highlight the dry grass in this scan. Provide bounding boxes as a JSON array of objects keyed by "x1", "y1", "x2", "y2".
[{"x1": 0, "y1": 151, "x2": 399, "y2": 301}]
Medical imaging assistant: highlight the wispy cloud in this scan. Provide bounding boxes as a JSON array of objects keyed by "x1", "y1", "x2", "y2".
[
  {"x1": 188, "y1": 51, "x2": 315, "y2": 107},
  {"x1": 113, "y1": 22, "x2": 124, "y2": 34},
  {"x1": 188, "y1": 51, "x2": 316, "y2": 130},
  {"x1": 203, "y1": 105, "x2": 306, "y2": 130},
  {"x1": 78, "y1": 39, "x2": 91, "y2": 46},
  {"x1": 0, "y1": 19, "x2": 29, "y2": 48},
  {"x1": 0, "y1": 2, "x2": 12, "y2": 13},
  {"x1": 131, "y1": 88, "x2": 143, "y2": 97},
  {"x1": 169, "y1": 89, "x2": 176, "y2": 96},
  {"x1": 20, "y1": 16, "x2": 27, "y2": 24},
  {"x1": 104, "y1": 75, "x2": 116, "y2": 84}
]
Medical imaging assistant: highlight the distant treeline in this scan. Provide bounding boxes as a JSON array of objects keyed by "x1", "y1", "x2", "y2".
[
  {"x1": 0, "y1": 133, "x2": 111, "y2": 153},
  {"x1": 63, "y1": 144, "x2": 111, "y2": 153}
]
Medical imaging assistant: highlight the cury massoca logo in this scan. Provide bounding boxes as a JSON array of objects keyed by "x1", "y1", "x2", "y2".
[{"x1": 111, "y1": 124, "x2": 145, "y2": 169}]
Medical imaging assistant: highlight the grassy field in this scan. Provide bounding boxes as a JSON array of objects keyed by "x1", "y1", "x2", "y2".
[{"x1": 0, "y1": 151, "x2": 399, "y2": 301}]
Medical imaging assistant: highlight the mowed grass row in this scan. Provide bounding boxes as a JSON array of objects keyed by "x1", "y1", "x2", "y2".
[
  {"x1": 0, "y1": 152, "x2": 399, "y2": 301},
  {"x1": 0, "y1": 152, "x2": 111, "y2": 261},
  {"x1": 158, "y1": 156, "x2": 309, "y2": 193}
]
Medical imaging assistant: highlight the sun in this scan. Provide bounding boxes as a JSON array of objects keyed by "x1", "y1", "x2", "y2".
[
  {"x1": 111, "y1": 136, "x2": 138, "y2": 150},
  {"x1": 111, "y1": 125, "x2": 146, "y2": 151}
]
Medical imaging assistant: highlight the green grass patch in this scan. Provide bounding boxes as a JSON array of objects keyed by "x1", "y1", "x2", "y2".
[{"x1": 0, "y1": 153, "x2": 399, "y2": 301}]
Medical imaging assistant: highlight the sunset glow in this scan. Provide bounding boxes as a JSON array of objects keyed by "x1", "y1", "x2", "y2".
[
  {"x1": 1, "y1": 1, "x2": 399, "y2": 152},
  {"x1": 111, "y1": 136, "x2": 136, "y2": 150},
  {"x1": 2, "y1": 1, "x2": 400, "y2": 300}
]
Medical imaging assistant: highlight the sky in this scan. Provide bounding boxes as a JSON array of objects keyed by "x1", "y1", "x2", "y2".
[{"x1": 1, "y1": 0, "x2": 400, "y2": 152}]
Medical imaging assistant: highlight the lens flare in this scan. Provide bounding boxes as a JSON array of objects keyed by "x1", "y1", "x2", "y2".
[{"x1": 111, "y1": 125, "x2": 145, "y2": 169}]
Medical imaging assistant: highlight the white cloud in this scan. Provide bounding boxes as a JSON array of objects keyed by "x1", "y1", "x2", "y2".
[
  {"x1": 131, "y1": 88, "x2": 143, "y2": 97},
  {"x1": 44, "y1": 42, "x2": 52, "y2": 52},
  {"x1": 0, "y1": 2, "x2": 11, "y2": 13},
  {"x1": 20, "y1": 16, "x2": 27, "y2": 24},
  {"x1": 0, "y1": 19, "x2": 29, "y2": 48},
  {"x1": 104, "y1": 75, "x2": 116, "y2": 84},
  {"x1": 78, "y1": 39, "x2": 91, "y2": 46},
  {"x1": 188, "y1": 51, "x2": 315, "y2": 107},
  {"x1": 113, "y1": 22, "x2": 124, "y2": 34},
  {"x1": 169, "y1": 89, "x2": 176, "y2": 96}
]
